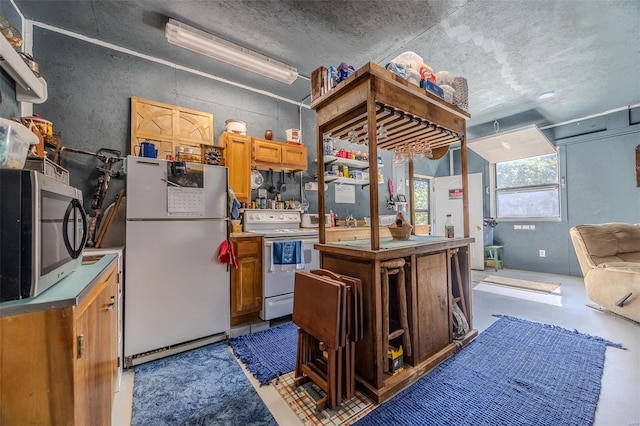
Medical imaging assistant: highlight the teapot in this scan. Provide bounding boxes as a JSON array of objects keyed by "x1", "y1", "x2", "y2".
[{"x1": 136, "y1": 140, "x2": 157, "y2": 158}]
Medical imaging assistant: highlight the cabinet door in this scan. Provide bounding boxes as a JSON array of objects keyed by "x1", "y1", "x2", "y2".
[
  {"x1": 75, "y1": 267, "x2": 118, "y2": 426},
  {"x1": 131, "y1": 97, "x2": 174, "y2": 142},
  {"x1": 253, "y1": 139, "x2": 281, "y2": 167},
  {"x1": 282, "y1": 144, "x2": 308, "y2": 170},
  {"x1": 176, "y1": 108, "x2": 213, "y2": 145},
  {"x1": 0, "y1": 308, "x2": 76, "y2": 424},
  {"x1": 221, "y1": 132, "x2": 252, "y2": 203},
  {"x1": 231, "y1": 237, "x2": 263, "y2": 325},
  {"x1": 414, "y1": 252, "x2": 451, "y2": 362}
]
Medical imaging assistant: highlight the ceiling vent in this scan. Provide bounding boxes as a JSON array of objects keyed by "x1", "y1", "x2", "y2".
[{"x1": 467, "y1": 125, "x2": 555, "y2": 163}]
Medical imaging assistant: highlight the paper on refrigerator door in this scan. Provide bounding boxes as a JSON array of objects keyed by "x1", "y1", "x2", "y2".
[{"x1": 167, "y1": 187, "x2": 205, "y2": 215}]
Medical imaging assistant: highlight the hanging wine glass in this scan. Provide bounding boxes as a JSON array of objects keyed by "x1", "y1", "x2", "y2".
[
  {"x1": 377, "y1": 124, "x2": 388, "y2": 141},
  {"x1": 348, "y1": 129, "x2": 358, "y2": 144}
]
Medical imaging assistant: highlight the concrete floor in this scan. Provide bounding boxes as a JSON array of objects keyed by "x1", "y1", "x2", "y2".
[{"x1": 113, "y1": 269, "x2": 640, "y2": 425}]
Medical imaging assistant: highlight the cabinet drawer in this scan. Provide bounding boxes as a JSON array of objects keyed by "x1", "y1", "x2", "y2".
[{"x1": 234, "y1": 237, "x2": 261, "y2": 255}]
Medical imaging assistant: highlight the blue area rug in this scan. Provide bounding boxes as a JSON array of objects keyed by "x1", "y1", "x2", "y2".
[
  {"x1": 131, "y1": 342, "x2": 276, "y2": 426},
  {"x1": 355, "y1": 315, "x2": 622, "y2": 426},
  {"x1": 229, "y1": 322, "x2": 298, "y2": 385}
]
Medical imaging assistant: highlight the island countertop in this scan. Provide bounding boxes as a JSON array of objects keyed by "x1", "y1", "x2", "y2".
[{"x1": 315, "y1": 235, "x2": 474, "y2": 260}]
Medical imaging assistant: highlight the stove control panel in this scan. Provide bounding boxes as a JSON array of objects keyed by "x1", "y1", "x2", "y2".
[{"x1": 244, "y1": 210, "x2": 301, "y2": 224}]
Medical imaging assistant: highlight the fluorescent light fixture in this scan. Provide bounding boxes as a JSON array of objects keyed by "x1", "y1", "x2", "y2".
[
  {"x1": 468, "y1": 125, "x2": 555, "y2": 163},
  {"x1": 165, "y1": 19, "x2": 298, "y2": 84}
]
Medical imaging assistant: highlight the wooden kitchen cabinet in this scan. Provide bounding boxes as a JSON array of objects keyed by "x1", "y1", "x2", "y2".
[
  {"x1": 253, "y1": 138, "x2": 308, "y2": 172},
  {"x1": 0, "y1": 257, "x2": 119, "y2": 425},
  {"x1": 282, "y1": 143, "x2": 308, "y2": 169},
  {"x1": 253, "y1": 138, "x2": 282, "y2": 166},
  {"x1": 220, "y1": 131, "x2": 252, "y2": 203},
  {"x1": 230, "y1": 236, "x2": 263, "y2": 326},
  {"x1": 130, "y1": 96, "x2": 214, "y2": 158}
]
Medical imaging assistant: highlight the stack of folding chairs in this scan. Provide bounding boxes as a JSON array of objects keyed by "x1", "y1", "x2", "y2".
[{"x1": 292, "y1": 269, "x2": 363, "y2": 410}]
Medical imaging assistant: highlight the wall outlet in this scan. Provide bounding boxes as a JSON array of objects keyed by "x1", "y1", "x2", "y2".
[
  {"x1": 304, "y1": 182, "x2": 318, "y2": 191},
  {"x1": 539, "y1": 249, "x2": 546, "y2": 257}
]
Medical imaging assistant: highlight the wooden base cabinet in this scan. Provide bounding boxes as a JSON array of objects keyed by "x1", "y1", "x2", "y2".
[
  {"x1": 414, "y1": 252, "x2": 451, "y2": 362},
  {"x1": 230, "y1": 236, "x2": 263, "y2": 326},
  {"x1": 0, "y1": 259, "x2": 119, "y2": 425}
]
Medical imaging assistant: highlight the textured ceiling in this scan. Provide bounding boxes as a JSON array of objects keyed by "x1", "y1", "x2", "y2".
[{"x1": 13, "y1": 0, "x2": 640, "y2": 138}]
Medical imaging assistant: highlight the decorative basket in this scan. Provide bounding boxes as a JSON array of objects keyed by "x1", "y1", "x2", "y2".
[
  {"x1": 451, "y1": 76, "x2": 468, "y2": 111},
  {"x1": 388, "y1": 224, "x2": 413, "y2": 241}
]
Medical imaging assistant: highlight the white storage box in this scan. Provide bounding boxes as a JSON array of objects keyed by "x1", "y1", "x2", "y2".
[
  {"x1": 0, "y1": 118, "x2": 38, "y2": 169},
  {"x1": 24, "y1": 157, "x2": 70, "y2": 184}
]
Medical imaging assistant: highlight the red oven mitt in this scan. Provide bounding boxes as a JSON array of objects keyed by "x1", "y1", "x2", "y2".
[{"x1": 218, "y1": 240, "x2": 238, "y2": 269}]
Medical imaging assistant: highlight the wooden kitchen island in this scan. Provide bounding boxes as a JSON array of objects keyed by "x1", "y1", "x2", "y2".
[
  {"x1": 311, "y1": 62, "x2": 476, "y2": 402},
  {"x1": 316, "y1": 236, "x2": 477, "y2": 403}
]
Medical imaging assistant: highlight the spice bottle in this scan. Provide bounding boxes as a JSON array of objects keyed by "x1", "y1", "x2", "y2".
[{"x1": 445, "y1": 214, "x2": 455, "y2": 238}]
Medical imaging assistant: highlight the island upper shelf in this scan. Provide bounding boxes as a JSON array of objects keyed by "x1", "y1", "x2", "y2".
[
  {"x1": 312, "y1": 61, "x2": 471, "y2": 250},
  {"x1": 311, "y1": 62, "x2": 469, "y2": 154}
]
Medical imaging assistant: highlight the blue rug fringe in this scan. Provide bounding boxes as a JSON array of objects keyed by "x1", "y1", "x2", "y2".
[
  {"x1": 229, "y1": 322, "x2": 297, "y2": 386},
  {"x1": 492, "y1": 314, "x2": 625, "y2": 349}
]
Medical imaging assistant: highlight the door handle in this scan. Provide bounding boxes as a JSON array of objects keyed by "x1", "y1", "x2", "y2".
[{"x1": 106, "y1": 295, "x2": 115, "y2": 312}]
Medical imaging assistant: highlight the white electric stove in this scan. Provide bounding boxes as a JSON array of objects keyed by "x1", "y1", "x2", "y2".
[{"x1": 243, "y1": 209, "x2": 319, "y2": 320}]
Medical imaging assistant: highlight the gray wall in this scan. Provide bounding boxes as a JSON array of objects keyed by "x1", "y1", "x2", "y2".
[
  {"x1": 468, "y1": 108, "x2": 640, "y2": 276},
  {"x1": 31, "y1": 28, "x2": 309, "y2": 213},
  {"x1": 28, "y1": 26, "x2": 407, "y2": 222},
  {"x1": 5, "y1": 16, "x2": 638, "y2": 278}
]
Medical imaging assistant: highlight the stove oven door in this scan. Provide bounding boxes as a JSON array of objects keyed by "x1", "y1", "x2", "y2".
[{"x1": 261, "y1": 237, "x2": 319, "y2": 320}]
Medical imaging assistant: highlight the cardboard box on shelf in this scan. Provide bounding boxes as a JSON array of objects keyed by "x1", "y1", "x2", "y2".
[{"x1": 388, "y1": 345, "x2": 404, "y2": 375}]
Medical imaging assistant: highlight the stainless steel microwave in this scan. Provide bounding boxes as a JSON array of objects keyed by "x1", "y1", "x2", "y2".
[{"x1": 0, "y1": 169, "x2": 87, "y2": 302}]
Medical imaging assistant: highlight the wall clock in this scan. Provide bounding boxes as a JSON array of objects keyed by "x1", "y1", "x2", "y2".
[{"x1": 201, "y1": 144, "x2": 225, "y2": 166}]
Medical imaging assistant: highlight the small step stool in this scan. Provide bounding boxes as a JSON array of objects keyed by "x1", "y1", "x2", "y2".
[{"x1": 484, "y1": 245, "x2": 504, "y2": 271}]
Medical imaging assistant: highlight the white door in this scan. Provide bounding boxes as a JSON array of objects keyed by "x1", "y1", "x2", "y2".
[
  {"x1": 124, "y1": 219, "x2": 230, "y2": 358},
  {"x1": 433, "y1": 173, "x2": 484, "y2": 270}
]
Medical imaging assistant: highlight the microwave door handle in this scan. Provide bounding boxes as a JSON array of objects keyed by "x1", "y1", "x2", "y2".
[{"x1": 63, "y1": 199, "x2": 88, "y2": 259}]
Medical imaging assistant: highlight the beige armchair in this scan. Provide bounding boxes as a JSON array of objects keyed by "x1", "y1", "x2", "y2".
[{"x1": 570, "y1": 223, "x2": 640, "y2": 323}]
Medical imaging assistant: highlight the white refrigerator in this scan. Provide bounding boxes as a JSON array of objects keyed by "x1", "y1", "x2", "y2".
[{"x1": 124, "y1": 156, "x2": 230, "y2": 365}]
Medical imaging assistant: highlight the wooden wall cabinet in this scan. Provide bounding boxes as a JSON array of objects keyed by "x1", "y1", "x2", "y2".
[
  {"x1": 230, "y1": 236, "x2": 263, "y2": 326},
  {"x1": 253, "y1": 138, "x2": 308, "y2": 171},
  {"x1": 0, "y1": 259, "x2": 119, "y2": 425},
  {"x1": 130, "y1": 96, "x2": 214, "y2": 158},
  {"x1": 253, "y1": 138, "x2": 282, "y2": 166},
  {"x1": 220, "y1": 132, "x2": 252, "y2": 203},
  {"x1": 222, "y1": 132, "x2": 308, "y2": 203},
  {"x1": 282, "y1": 143, "x2": 308, "y2": 170}
]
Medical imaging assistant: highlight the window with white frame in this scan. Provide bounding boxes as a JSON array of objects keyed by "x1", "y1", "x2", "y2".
[
  {"x1": 413, "y1": 176, "x2": 430, "y2": 225},
  {"x1": 495, "y1": 153, "x2": 560, "y2": 220}
]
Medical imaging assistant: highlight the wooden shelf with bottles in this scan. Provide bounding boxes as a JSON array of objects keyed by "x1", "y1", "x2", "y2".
[{"x1": 322, "y1": 154, "x2": 384, "y2": 187}]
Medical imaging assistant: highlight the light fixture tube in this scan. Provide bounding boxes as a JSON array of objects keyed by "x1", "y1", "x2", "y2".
[{"x1": 165, "y1": 19, "x2": 298, "y2": 84}]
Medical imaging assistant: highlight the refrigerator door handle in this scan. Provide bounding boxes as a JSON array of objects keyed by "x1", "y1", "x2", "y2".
[{"x1": 132, "y1": 159, "x2": 161, "y2": 167}]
